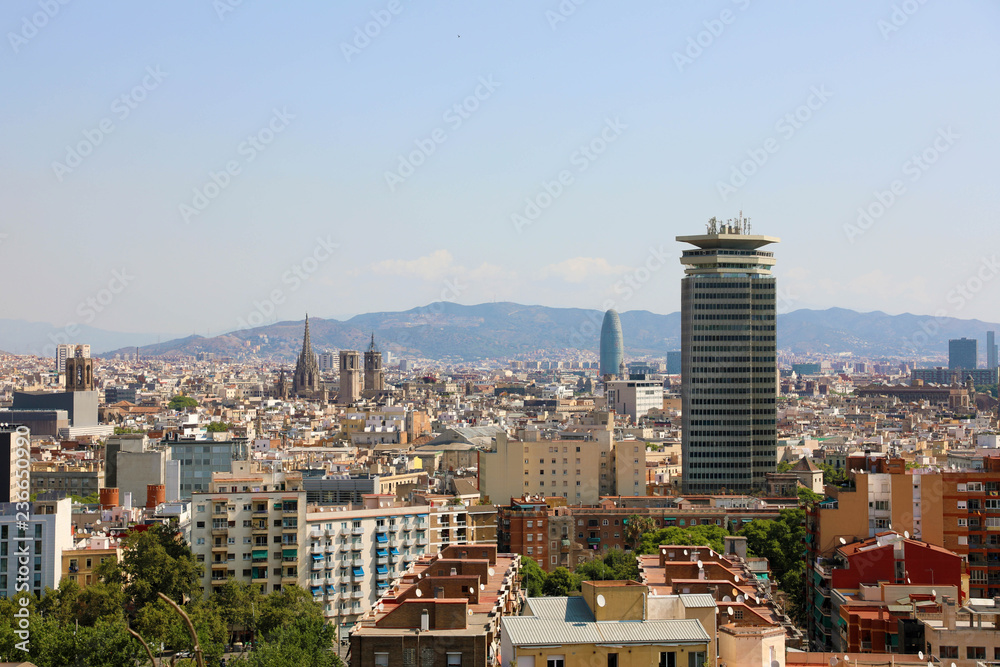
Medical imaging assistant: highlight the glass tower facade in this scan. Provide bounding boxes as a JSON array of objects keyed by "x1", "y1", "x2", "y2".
[
  {"x1": 678, "y1": 216, "x2": 778, "y2": 494},
  {"x1": 599, "y1": 309, "x2": 624, "y2": 378}
]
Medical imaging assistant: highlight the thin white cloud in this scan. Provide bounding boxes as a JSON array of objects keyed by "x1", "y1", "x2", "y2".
[{"x1": 538, "y1": 257, "x2": 630, "y2": 284}]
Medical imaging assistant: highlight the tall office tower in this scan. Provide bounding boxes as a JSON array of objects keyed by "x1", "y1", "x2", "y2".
[
  {"x1": 988, "y1": 331, "x2": 997, "y2": 370},
  {"x1": 949, "y1": 337, "x2": 977, "y2": 371},
  {"x1": 0, "y1": 425, "x2": 29, "y2": 503},
  {"x1": 55, "y1": 343, "x2": 90, "y2": 374},
  {"x1": 65, "y1": 355, "x2": 94, "y2": 392},
  {"x1": 599, "y1": 309, "x2": 624, "y2": 379},
  {"x1": 292, "y1": 314, "x2": 321, "y2": 395},
  {"x1": 339, "y1": 350, "x2": 362, "y2": 404},
  {"x1": 364, "y1": 333, "x2": 384, "y2": 392},
  {"x1": 317, "y1": 351, "x2": 335, "y2": 371},
  {"x1": 666, "y1": 351, "x2": 682, "y2": 375},
  {"x1": 678, "y1": 215, "x2": 779, "y2": 494}
]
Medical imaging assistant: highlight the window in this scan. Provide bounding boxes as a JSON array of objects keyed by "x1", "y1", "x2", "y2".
[
  {"x1": 688, "y1": 652, "x2": 706, "y2": 667},
  {"x1": 940, "y1": 647, "x2": 958, "y2": 659},
  {"x1": 374, "y1": 653, "x2": 389, "y2": 667},
  {"x1": 659, "y1": 652, "x2": 676, "y2": 667},
  {"x1": 547, "y1": 657, "x2": 565, "y2": 667},
  {"x1": 608, "y1": 654, "x2": 619, "y2": 667},
  {"x1": 447, "y1": 653, "x2": 462, "y2": 667},
  {"x1": 968, "y1": 648, "x2": 986, "y2": 660}
]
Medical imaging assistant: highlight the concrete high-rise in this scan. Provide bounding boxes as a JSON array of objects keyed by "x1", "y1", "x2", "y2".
[
  {"x1": 988, "y1": 331, "x2": 997, "y2": 370},
  {"x1": 949, "y1": 337, "x2": 977, "y2": 371},
  {"x1": 678, "y1": 215, "x2": 778, "y2": 494},
  {"x1": 599, "y1": 309, "x2": 624, "y2": 378}
]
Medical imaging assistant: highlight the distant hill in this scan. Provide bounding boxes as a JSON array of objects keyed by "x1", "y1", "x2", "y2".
[
  {"x1": 0, "y1": 318, "x2": 160, "y2": 357},
  {"x1": 93, "y1": 303, "x2": 999, "y2": 363}
]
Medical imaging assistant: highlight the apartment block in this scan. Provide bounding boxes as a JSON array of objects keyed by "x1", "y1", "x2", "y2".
[
  {"x1": 478, "y1": 428, "x2": 645, "y2": 505},
  {"x1": 351, "y1": 545, "x2": 521, "y2": 667},
  {"x1": 0, "y1": 498, "x2": 73, "y2": 599}
]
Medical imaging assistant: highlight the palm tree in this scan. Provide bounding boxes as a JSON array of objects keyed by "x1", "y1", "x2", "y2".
[{"x1": 624, "y1": 514, "x2": 655, "y2": 551}]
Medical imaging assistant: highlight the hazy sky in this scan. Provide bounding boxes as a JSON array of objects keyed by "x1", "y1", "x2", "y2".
[{"x1": 2, "y1": 1, "x2": 999, "y2": 337}]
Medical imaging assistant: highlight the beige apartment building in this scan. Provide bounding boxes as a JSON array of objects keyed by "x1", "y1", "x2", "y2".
[{"x1": 479, "y1": 428, "x2": 646, "y2": 505}]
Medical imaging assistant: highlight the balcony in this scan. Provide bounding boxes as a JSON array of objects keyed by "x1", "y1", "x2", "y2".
[
  {"x1": 211, "y1": 527, "x2": 229, "y2": 537},
  {"x1": 403, "y1": 539, "x2": 415, "y2": 547},
  {"x1": 211, "y1": 544, "x2": 228, "y2": 553},
  {"x1": 416, "y1": 537, "x2": 428, "y2": 546},
  {"x1": 251, "y1": 523, "x2": 269, "y2": 535},
  {"x1": 351, "y1": 527, "x2": 365, "y2": 536},
  {"x1": 350, "y1": 541, "x2": 363, "y2": 551},
  {"x1": 211, "y1": 561, "x2": 229, "y2": 570},
  {"x1": 352, "y1": 558, "x2": 364, "y2": 567},
  {"x1": 281, "y1": 575, "x2": 299, "y2": 586},
  {"x1": 377, "y1": 556, "x2": 388, "y2": 566},
  {"x1": 312, "y1": 561, "x2": 324, "y2": 572},
  {"x1": 351, "y1": 590, "x2": 364, "y2": 599}
]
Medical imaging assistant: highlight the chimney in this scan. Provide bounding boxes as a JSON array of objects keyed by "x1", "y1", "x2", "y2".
[{"x1": 943, "y1": 596, "x2": 956, "y2": 631}]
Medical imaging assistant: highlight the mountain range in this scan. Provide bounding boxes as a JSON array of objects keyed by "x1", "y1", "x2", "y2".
[{"x1": 0, "y1": 302, "x2": 982, "y2": 363}]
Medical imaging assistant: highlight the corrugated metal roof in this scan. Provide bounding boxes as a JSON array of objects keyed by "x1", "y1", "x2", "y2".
[
  {"x1": 503, "y1": 617, "x2": 603, "y2": 646},
  {"x1": 596, "y1": 619, "x2": 710, "y2": 644},
  {"x1": 502, "y1": 615, "x2": 709, "y2": 647},
  {"x1": 679, "y1": 593, "x2": 717, "y2": 608},
  {"x1": 524, "y1": 597, "x2": 595, "y2": 622}
]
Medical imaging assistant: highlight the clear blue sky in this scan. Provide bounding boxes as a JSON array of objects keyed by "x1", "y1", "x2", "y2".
[{"x1": 2, "y1": 1, "x2": 998, "y2": 336}]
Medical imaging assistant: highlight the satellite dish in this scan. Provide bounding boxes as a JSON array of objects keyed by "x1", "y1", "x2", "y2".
[
  {"x1": 727, "y1": 606, "x2": 734, "y2": 616},
  {"x1": 596, "y1": 594, "x2": 606, "y2": 608},
  {"x1": 755, "y1": 596, "x2": 760, "y2": 604},
  {"x1": 415, "y1": 589, "x2": 423, "y2": 597},
  {"x1": 697, "y1": 560, "x2": 703, "y2": 569},
  {"x1": 661, "y1": 549, "x2": 667, "y2": 555},
  {"x1": 952, "y1": 663, "x2": 957, "y2": 667},
  {"x1": 839, "y1": 537, "x2": 847, "y2": 545},
  {"x1": 468, "y1": 609, "x2": 474, "y2": 616},
  {"x1": 771, "y1": 662, "x2": 779, "y2": 667},
  {"x1": 918, "y1": 652, "x2": 924, "y2": 661},
  {"x1": 488, "y1": 568, "x2": 495, "y2": 576},
  {"x1": 829, "y1": 659, "x2": 838, "y2": 667},
  {"x1": 722, "y1": 595, "x2": 731, "y2": 602},
  {"x1": 684, "y1": 550, "x2": 689, "y2": 555},
  {"x1": 715, "y1": 606, "x2": 720, "y2": 614},
  {"x1": 735, "y1": 575, "x2": 740, "y2": 582},
  {"x1": 904, "y1": 530, "x2": 910, "y2": 539},
  {"x1": 737, "y1": 594, "x2": 745, "y2": 603},
  {"x1": 377, "y1": 603, "x2": 384, "y2": 612},
  {"x1": 480, "y1": 584, "x2": 485, "y2": 591},
  {"x1": 732, "y1": 588, "x2": 738, "y2": 597},
  {"x1": 932, "y1": 589, "x2": 937, "y2": 597}
]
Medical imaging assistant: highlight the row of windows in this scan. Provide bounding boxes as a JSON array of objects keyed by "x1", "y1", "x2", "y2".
[
  {"x1": 692, "y1": 313, "x2": 774, "y2": 321},
  {"x1": 690, "y1": 366, "x2": 775, "y2": 374},
  {"x1": 691, "y1": 356, "x2": 774, "y2": 363},
  {"x1": 690, "y1": 281, "x2": 774, "y2": 289},
  {"x1": 691, "y1": 335, "x2": 775, "y2": 342}
]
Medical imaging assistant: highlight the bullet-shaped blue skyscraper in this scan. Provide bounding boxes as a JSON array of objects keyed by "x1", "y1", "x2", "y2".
[{"x1": 599, "y1": 309, "x2": 624, "y2": 378}]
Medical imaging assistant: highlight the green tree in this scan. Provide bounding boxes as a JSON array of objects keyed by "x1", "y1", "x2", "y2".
[
  {"x1": 206, "y1": 421, "x2": 233, "y2": 432},
  {"x1": 227, "y1": 614, "x2": 340, "y2": 667},
  {"x1": 168, "y1": 394, "x2": 198, "y2": 410},
  {"x1": 637, "y1": 524, "x2": 730, "y2": 555},
  {"x1": 520, "y1": 557, "x2": 547, "y2": 597},
  {"x1": 797, "y1": 486, "x2": 823, "y2": 507},
  {"x1": 738, "y1": 509, "x2": 805, "y2": 580},
  {"x1": 541, "y1": 567, "x2": 577, "y2": 596},
  {"x1": 623, "y1": 514, "x2": 655, "y2": 551},
  {"x1": 97, "y1": 522, "x2": 202, "y2": 614},
  {"x1": 775, "y1": 461, "x2": 793, "y2": 473},
  {"x1": 779, "y1": 561, "x2": 808, "y2": 626}
]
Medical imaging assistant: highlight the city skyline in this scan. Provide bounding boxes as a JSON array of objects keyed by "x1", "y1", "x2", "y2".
[{"x1": 2, "y1": 3, "x2": 999, "y2": 337}]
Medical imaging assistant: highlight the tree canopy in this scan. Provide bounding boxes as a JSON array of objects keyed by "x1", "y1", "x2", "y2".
[{"x1": 168, "y1": 394, "x2": 198, "y2": 410}]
